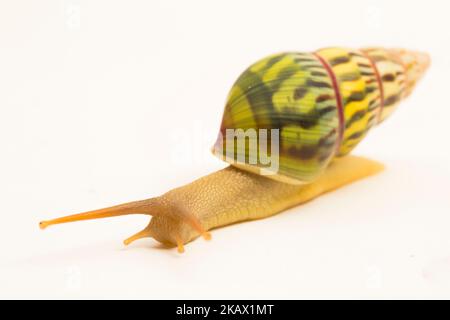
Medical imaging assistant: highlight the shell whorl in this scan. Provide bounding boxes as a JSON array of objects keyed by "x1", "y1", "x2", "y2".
[{"x1": 213, "y1": 47, "x2": 429, "y2": 184}]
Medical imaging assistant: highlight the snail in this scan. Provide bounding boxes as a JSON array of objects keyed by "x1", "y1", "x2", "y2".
[{"x1": 39, "y1": 47, "x2": 430, "y2": 253}]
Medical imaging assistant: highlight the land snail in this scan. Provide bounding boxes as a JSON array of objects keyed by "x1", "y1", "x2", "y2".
[{"x1": 40, "y1": 47, "x2": 430, "y2": 253}]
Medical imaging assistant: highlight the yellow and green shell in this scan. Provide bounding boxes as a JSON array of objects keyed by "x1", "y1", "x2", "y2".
[{"x1": 213, "y1": 47, "x2": 428, "y2": 184}]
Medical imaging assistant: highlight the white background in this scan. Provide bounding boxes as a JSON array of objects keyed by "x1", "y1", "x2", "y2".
[{"x1": 1, "y1": 0, "x2": 449, "y2": 299}]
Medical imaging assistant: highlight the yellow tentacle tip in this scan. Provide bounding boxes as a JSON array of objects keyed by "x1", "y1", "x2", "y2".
[
  {"x1": 203, "y1": 232, "x2": 212, "y2": 241},
  {"x1": 123, "y1": 238, "x2": 133, "y2": 246},
  {"x1": 123, "y1": 228, "x2": 152, "y2": 246},
  {"x1": 175, "y1": 238, "x2": 185, "y2": 254},
  {"x1": 185, "y1": 216, "x2": 211, "y2": 241},
  {"x1": 39, "y1": 221, "x2": 49, "y2": 230}
]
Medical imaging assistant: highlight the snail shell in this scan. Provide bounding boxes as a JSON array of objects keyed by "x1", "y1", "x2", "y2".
[{"x1": 213, "y1": 47, "x2": 430, "y2": 184}]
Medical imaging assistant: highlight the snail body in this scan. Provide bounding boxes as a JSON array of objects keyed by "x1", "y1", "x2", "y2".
[{"x1": 40, "y1": 47, "x2": 429, "y2": 253}]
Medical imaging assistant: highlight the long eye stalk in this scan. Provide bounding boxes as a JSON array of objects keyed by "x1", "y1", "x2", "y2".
[{"x1": 39, "y1": 199, "x2": 157, "y2": 229}]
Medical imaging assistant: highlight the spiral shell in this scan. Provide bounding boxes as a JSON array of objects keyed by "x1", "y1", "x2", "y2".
[{"x1": 213, "y1": 47, "x2": 429, "y2": 184}]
